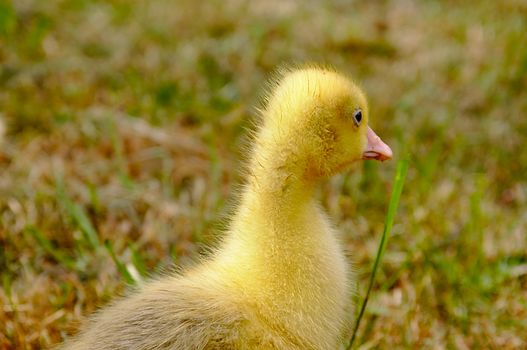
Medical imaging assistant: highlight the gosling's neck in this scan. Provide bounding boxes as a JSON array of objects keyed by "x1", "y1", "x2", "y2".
[
  {"x1": 240, "y1": 141, "x2": 318, "y2": 220},
  {"x1": 217, "y1": 139, "x2": 351, "y2": 349}
]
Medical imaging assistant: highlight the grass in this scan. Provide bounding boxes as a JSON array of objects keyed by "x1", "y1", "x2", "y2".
[
  {"x1": 348, "y1": 159, "x2": 409, "y2": 349},
  {"x1": 1, "y1": 0, "x2": 526, "y2": 349}
]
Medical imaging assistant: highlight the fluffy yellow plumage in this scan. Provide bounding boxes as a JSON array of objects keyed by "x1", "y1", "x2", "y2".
[{"x1": 60, "y1": 66, "x2": 392, "y2": 350}]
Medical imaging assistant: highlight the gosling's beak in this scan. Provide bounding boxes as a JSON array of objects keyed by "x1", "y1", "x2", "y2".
[{"x1": 362, "y1": 126, "x2": 393, "y2": 161}]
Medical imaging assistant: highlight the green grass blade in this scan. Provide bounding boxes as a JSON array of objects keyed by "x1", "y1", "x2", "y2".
[
  {"x1": 70, "y1": 202, "x2": 100, "y2": 249},
  {"x1": 104, "y1": 240, "x2": 136, "y2": 285},
  {"x1": 347, "y1": 159, "x2": 409, "y2": 349},
  {"x1": 25, "y1": 226, "x2": 76, "y2": 270},
  {"x1": 55, "y1": 175, "x2": 100, "y2": 249},
  {"x1": 129, "y1": 244, "x2": 148, "y2": 278}
]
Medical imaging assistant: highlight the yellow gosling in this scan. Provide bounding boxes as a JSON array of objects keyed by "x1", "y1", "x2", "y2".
[{"x1": 61, "y1": 66, "x2": 392, "y2": 350}]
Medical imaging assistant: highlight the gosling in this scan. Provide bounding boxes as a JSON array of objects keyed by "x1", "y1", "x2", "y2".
[{"x1": 60, "y1": 66, "x2": 392, "y2": 350}]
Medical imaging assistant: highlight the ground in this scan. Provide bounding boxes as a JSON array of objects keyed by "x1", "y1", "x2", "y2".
[{"x1": 0, "y1": 0, "x2": 526, "y2": 349}]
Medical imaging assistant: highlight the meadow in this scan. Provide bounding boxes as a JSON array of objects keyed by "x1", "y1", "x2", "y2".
[{"x1": 0, "y1": 0, "x2": 526, "y2": 348}]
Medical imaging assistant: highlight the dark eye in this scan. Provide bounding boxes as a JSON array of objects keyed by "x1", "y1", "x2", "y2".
[{"x1": 353, "y1": 109, "x2": 362, "y2": 126}]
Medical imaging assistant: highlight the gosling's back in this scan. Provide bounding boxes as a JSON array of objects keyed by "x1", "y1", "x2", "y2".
[{"x1": 61, "y1": 273, "x2": 317, "y2": 350}]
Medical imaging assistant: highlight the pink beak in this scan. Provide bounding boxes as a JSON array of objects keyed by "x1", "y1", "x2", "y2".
[{"x1": 362, "y1": 126, "x2": 393, "y2": 161}]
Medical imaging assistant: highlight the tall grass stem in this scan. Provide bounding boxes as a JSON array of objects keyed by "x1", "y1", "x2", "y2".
[{"x1": 347, "y1": 159, "x2": 409, "y2": 349}]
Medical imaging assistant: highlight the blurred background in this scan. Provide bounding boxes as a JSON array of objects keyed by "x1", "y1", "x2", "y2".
[{"x1": 0, "y1": 0, "x2": 526, "y2": 348}]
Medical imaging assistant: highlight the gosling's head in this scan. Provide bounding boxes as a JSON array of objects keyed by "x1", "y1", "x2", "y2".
[{"x1": 259, "y1": 67, "x2": 392, "y2": 180}]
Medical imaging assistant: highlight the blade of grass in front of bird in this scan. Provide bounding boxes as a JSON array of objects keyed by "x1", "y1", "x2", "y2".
[{"x1": 347, "y1": 159, "x2": 409, "y2": 350}]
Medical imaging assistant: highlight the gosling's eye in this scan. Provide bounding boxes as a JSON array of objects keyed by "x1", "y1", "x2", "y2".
[{"x1": 353, "y1": 109, "x2": 362, "y2": 126}]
